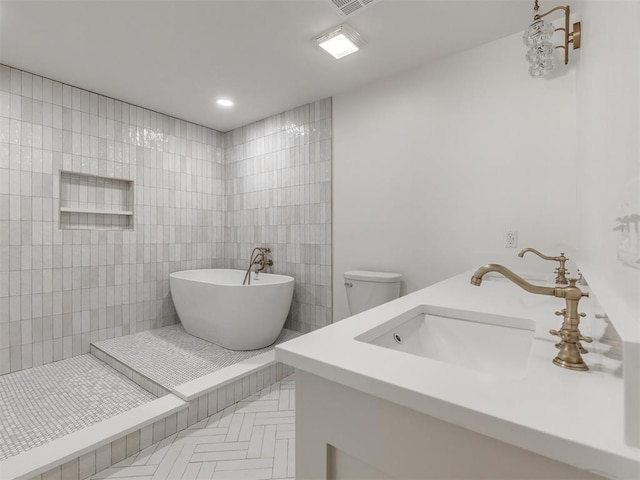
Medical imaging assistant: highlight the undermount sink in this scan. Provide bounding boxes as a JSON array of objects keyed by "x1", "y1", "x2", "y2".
[{"x1": 355, "y1": 305, "x2": 535, "y2": 378}]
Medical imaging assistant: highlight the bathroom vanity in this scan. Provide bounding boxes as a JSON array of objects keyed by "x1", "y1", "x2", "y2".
[{"x1": 275, "y1": 271, "x2": 640, "y2": 479}]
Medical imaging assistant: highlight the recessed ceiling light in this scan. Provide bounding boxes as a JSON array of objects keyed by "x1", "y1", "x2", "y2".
[
  {"x1": 216, "y1": 98, "x2": 234, "y2": 107},
  {"x1": 315, "y1": 24, "x2": 365, "y2": 59}
]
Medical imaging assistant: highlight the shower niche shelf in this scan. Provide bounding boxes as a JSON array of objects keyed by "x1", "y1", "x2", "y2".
[
  {"x1": 60, "y1": 207, "x2": 134, "y2": 215},
  {"x1": 59, "y1": 171, "x2": 134, "y2": 230}
]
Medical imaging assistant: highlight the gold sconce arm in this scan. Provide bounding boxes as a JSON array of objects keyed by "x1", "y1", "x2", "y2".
[{"x1": 534, "y1": 4, "x2": 581, "y2": 65}]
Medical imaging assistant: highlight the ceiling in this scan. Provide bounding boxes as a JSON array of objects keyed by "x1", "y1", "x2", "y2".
[{"x1": 0, "y1": 0, "x2": 534, "y2": 132}]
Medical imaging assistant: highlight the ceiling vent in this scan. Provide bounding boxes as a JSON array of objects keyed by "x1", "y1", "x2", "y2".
[{"x1": 327, "y1": 0, "x2": 379, "y2": 17}]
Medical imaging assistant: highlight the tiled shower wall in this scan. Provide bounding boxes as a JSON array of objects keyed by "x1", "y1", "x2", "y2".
[
  {"x1": 0, "y1": 65, "x2": 226, "y2": 374},
  {"x1": 0, "y1": 64, "x2": 332, "y2": 374},
  {"x1": 224, "y1": 100, "x2": 332, "y2": 332}
]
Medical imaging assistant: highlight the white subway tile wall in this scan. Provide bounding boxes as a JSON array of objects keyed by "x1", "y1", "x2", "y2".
[
  {"x1": 0, "y1": 65, "x2": 226, "y2": 374},
  {"x1": 0, "y1": 64, "x2": 332, "y2": 373},
  {"x1": 224, "y1": 100, "x2": 332, "y2": 333}
]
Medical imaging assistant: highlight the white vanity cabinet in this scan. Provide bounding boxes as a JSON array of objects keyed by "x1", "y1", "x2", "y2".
[{"x1": 295, "y1": 371, "x2": 603, "y2": 480}]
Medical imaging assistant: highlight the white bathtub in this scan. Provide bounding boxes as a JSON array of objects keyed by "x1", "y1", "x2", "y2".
[{"x1": 169, "y1": 269, "x2": 294, "y2": 350}]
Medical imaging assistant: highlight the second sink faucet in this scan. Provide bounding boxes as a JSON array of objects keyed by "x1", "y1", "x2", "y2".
[
  {"x1": 471, "y1": 264, "x2": 591, "y2": 371},
  {"x1": 518, "y1": 248, "x2": 569, "y2": 285}
]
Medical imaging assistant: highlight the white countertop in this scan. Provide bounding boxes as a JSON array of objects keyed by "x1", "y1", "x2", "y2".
[{"x1": 275, "y1": 271, "x2": 640, "y2": 479}]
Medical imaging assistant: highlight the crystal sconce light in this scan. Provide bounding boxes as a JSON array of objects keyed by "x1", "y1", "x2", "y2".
[{"x1": 523, "y1": 0, "x2": 581, "y2": 78}]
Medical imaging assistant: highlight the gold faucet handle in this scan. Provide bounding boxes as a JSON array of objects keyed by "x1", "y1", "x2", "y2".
[
  {"x1": 550, "y1": 329, "x2": 592, "y2": 343},
  {"x1": 554, "y1": 309, "x2": 566, "y2": 316},
  {"x1": 566, "y1": 279, "x2": 590, "y2": 297},
  {"x1": 553, "y1": 255, "x2": 570, "y2": 284}
]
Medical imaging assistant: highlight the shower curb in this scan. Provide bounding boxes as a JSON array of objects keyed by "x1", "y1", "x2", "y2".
[{"x1": 90, "y1": 345, "x2": 172, "y2": 398}]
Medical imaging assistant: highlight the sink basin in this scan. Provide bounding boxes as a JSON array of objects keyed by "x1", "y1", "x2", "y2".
[{"x1": 355, "y1": 305, "x2": 535, "y2": 378}]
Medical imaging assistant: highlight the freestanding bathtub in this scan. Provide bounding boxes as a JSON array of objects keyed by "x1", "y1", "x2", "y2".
[{"x1": 169, "y1": 269, "x2": 294, "y2": 350}]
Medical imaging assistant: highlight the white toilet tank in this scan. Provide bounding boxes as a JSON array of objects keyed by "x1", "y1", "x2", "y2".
[{"x1": 344, "y1": 270, "x2": 402, "y2": 315}]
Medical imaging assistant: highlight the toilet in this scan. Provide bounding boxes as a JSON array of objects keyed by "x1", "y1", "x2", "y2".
[{"x1": 344, "y1": 270, "x2": 403, "y2": 315}]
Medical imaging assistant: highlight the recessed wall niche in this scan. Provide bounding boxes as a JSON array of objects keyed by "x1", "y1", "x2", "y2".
[{"x1": 59, "y1": 171, "x2": 134, "y2": 230}]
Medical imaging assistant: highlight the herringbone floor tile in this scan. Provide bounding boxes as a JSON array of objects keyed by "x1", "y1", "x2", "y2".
[{"x1": 91, "y1": 375, "x2": 296, "y2": 480}]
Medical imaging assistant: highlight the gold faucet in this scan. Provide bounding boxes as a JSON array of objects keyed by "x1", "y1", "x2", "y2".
[
  {"x1": 517, "y1": 248, "x2": 570, "y2": 284},
  {"x1": 242, "y1": 247, "x2": 273, "y2": 285},
  {"x1": 471, "y1": 264, "x2": 592, "y2": 371}
]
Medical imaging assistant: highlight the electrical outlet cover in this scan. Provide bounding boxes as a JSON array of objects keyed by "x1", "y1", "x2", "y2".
[{"x1": 505, "y1": 230, "x2": 518, "y2": 248}]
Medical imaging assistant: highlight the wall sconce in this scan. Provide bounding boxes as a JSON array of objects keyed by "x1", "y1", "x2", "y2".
[{"x1": 523, "y1": 0, "x2": 581, "y2": 78}]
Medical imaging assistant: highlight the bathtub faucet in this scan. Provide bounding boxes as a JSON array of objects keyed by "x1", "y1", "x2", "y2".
[
  {"x1": 242, "y1": 247, "x2": 273, "y2": 285},
  {"x1": 470, "y1": 264, "x2": 591, "y2": 371}
]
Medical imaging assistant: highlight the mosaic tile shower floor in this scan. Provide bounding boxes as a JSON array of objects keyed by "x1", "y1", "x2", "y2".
[
  {"x1": 0, "y1": 354, "x2": 157, "y2": 461},
  {"x1": 92, "y1": 325, "x2": 301, "y2": 390}
]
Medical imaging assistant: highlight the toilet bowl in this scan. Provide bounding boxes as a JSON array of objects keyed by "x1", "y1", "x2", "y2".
[{"x1": 344, "y1": 270, "x2": 402, "y2": 315}]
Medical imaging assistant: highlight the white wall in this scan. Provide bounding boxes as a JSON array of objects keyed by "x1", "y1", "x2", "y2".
[
  {"x1": 574, "y1": 1, "x2": 640, "y2": 446},
  {"x1": 575, "y1": 1, "x2": 640, "y2": 335},
  {"x1": 333, "y1": 32, "x2": 577, "y2": 321}
]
